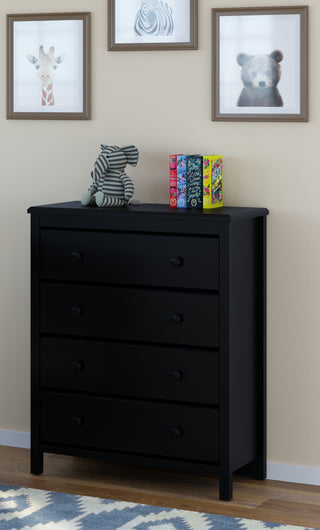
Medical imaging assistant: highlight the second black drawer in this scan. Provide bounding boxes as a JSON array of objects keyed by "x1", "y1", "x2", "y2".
[
  {"x1": 40, "y1": 337, "x2": 219, "y2": 405},
  {"x1": 41, "y1": 284, "x2": 219, "y2": 348}
]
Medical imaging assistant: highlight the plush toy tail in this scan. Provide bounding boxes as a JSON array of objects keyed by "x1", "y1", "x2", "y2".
[
  {"x1": 102, "y1": 196, "x2": 124, "y2": 207},
  {"x1": 95, "y1": 192, "x2": 125, "y2": 207}
]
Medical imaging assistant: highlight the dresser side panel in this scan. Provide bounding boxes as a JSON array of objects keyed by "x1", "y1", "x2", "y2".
[
  {"x1": 30, "y1": 213, "x2": 43, "y2": 473},
  {"x1": 228, "y1": 217, "x2": 266, "y2": 471}
]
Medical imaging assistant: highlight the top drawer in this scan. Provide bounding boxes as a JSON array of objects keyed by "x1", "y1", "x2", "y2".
[{"x1": 40, "y1": 230, "x2": 219, "y2": 290}]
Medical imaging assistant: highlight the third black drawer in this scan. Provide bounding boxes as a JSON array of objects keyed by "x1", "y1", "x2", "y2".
[
  {"x1": 41, "y1": 284, "x2": 219, "y2": 348},
  {"x1": 40, "y1": 337, "x2": 219, "y2": 405}
]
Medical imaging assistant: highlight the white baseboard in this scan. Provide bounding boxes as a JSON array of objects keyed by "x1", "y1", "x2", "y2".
[
  {"x1": 267, "y1": 462, "x2": 320, "y2": 487},
  {"x1": 0, "y1": 430, "x2": 319, "y2": 487},
  {"x1": 0, "y1": 430, "x2": 30, "y2": 449}
]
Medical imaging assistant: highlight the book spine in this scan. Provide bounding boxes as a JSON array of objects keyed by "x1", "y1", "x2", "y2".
[
  {"x1": 202, "y1": 156, "x2": 213, "y2": 209},
  {"x1": 187, "y1": 155, "x2": 203, "y2": 208},
  {"x1": 176, "y1": 155, "x2": 187, "y2": 208},
  {"x1": 211, "y1": 156, "x2": 223, "y2": 207},
  {"x1": 169, "y1": 155, "x2": 177, "y2": 207}
]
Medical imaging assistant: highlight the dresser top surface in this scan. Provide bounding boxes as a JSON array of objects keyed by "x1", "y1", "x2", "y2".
[{"x1": 28, "y1": 201, "x2": 268, "y2": 222}]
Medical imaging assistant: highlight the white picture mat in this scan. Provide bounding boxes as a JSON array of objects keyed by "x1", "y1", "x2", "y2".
[
  {"x1": 115, "y1": 0, "x2": 190, "y2": 44},
  {"x1": 13, "y1": 19, "x2": 84, "y2": 113},
  {"x1": 219, "y1": 14, "x2": 301, "y2": 115}
]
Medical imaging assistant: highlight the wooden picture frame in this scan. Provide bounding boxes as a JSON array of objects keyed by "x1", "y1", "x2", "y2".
[
  {"x1": 108, "y1": 0, "x2": 198, "y2": 51},
  {"x1": 212, "y1": 6, "x2": 308, "y2": 122},
  {"x1": 7, "y1": 12, "x2": 91, "y2": 120}
]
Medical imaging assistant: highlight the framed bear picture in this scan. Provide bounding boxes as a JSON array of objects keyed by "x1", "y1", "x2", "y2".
[{"x1": 212, "y1": 6, "x2": 308, "y2": 122}]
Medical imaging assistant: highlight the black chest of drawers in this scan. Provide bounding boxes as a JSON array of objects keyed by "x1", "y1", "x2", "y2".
[{"x1": 28, "y1": 201, "x2": 268, "y2": 500}]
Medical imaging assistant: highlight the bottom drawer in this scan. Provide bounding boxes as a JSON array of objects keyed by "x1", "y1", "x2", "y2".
[{"x1": 41, "y1": 392, "x2": 219, "y2": 463}]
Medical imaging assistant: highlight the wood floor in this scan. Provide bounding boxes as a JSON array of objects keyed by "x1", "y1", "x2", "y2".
[{"x1": 0, "y1": 446, "x2": 319, "y2": 528}]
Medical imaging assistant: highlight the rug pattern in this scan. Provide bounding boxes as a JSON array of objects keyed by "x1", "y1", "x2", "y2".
[{"x1": 0, "y1": 484, "x2": 317, "y2": 530}]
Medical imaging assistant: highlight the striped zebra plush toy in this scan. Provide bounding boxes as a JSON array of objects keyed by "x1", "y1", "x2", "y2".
[{"x1": 81, "y1": 145, "x2": 139, "y2": 207}]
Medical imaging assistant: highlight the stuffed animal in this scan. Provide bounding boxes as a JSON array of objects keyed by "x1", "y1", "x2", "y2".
[{"x1": 81, "y1": 144, "x2": 139, "y2": 207}]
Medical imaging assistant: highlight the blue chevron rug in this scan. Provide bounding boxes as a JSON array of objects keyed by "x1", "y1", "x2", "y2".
[{"x1": 0, "y1": 484, "x2": 318, "y2": 530}]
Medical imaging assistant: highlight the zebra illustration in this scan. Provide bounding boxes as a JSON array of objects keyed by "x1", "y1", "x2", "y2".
[{"x1": 135, "y1": 0, "x2": 174, "y2": 36}]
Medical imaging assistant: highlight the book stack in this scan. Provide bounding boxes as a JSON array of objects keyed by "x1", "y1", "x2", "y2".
[{"x1": 170, "y1": 154, "x2": 223, "y2": 209}]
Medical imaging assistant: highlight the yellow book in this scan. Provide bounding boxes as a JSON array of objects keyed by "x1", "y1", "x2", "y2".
[
  {"x1": 211, "y1": 155, "x2": 223, "y2": 208},
  {"x1": 203, "y1": 156, "x2": 223, "y2": 209},
  {"x1": 202, "y1": 156, "x2": 213, "y2": 209}
]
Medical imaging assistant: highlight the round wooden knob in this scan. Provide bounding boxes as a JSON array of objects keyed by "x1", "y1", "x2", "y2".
[
  {"x1": 71, "y1": 251, "x2": 83, "y2": 263},
  {"x1": 169, "y1": 256, "x2": 184, "y2": 268},
  {"x1": 170, "y1": 370, "x2": 183, "y2": 381},
  {"x1": 170, "y1": 427, "x2": 184, "y2": 438},
  {"x1": 71, "y1": 361, "x2": 83, "y2": 372},
  {"x1": 71, "y1": 306, "x2": 82, "y2": 317},
  {"x1": 170, "y1": 313, "x2": 183, "y2": 325},
  {"x1": 71, "y1": 415, "x2": 83, "y2": 426}
]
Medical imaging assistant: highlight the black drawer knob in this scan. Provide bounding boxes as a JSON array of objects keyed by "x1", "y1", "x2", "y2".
[
  {"x1": 169, "y1": 256, "x2": 184, "y2": 268},
  {"x1": 170, "y1": 370, "x2": 184, "y2": 382},
  {"x1": 170, "y1": 427, "x2": 184, "y2": 438},
  {"x1": 170, "y1": 313, "x2": 183, "y2": 325},
  {"x1": 71, "y1": 251, "x2": 83, "y2": 263},
  {"x1": 71, "y1": 415, "x2": 83, "y2": 426},
  {"x1": 71, "y1": 361, "x2": 84, "y2": 372},
  {"x1": 71, "y1": 306, "x2": 83, "y2": 317}
]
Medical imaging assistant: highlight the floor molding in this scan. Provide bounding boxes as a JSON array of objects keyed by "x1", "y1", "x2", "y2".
[
  {"x1": 1, "y1": 430, "x2": 319, "y2": 487},
  {"x1": 0, "y1": 430, "x2": 30, "y2": 449},
  {"x1": 267, "y1": 461, "x2": 320, "y2": 487}
]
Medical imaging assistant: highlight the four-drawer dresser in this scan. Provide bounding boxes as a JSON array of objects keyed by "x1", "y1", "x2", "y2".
[{"x1": 28, "y1": 201, "x2": 268, "y2": 500}]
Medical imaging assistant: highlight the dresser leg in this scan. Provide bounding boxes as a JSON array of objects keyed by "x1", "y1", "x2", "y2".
[
  {"x1": 31, "y1": 451, "x2": 43, "y2": 475},
  {"x1": 253, "y1": 455, "x2": 266, "y2": 480},
  {"x1": 219, "y1": 472, "x2": 233, "y2": 501}
]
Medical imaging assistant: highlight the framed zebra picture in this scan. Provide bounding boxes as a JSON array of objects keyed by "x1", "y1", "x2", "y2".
[
  {"x1": 7, "y1": 12, "x2": 91, "y2": 120},
  {"x1": 108, "y1": 0, "x2": 198, "y2": 50}
]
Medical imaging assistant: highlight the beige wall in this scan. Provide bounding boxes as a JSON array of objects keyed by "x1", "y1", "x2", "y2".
[{"x1": 0, "y1": 0, "x2": 319, "y2": 470}]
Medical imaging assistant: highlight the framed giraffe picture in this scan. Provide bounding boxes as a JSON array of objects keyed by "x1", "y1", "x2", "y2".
[
  {"x1": 108, "y1": 0, "x2": 198, "y2": 50},
  {"x1": 7, "y1": 12, "x2": 91, "y2": 120}
]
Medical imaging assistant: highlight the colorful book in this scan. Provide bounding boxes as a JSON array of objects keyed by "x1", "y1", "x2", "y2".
[
  {"x1": 203, "y1": 156, "x2": 213, "y2": 209},
  {"x1": 169, "y1": 155, "x2": 178, "y2": 207},
  {"x1": 203, "y1": 155, "x2": 223, "y2": 209},
  {"x1": 176, "y1": 155, "x2": 187, "y2": 208},
  {"x1": 211, "y1": 156, "x2": 223, "y2": 207},
  {"x1": 187, "y1": 155, "x2": 203, "y2": 208}
]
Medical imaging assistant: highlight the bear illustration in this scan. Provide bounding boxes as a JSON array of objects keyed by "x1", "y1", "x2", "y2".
[{"x1": 237, "y1": 50, "x2": 284, "y2": 107}]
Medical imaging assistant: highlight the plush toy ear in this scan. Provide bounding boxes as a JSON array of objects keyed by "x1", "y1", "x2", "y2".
[
  {"x1": 94, "y1": 153, "x2": 109, "y2": 178},
  {"x1": 121, "y1": 145, "x2": 139, "y2": 167},
  {"x1": 269, "y1": 50, "x2": 283, "y2": 63},
  {"x1": 237, "y1": 53, "x2": 252, "y2": 66}
]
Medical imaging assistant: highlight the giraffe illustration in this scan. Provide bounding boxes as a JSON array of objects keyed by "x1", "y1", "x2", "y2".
[
  {"x1": 135, "y1": 0, "x2": 174, "y2": 36},
  {"x1": 27, "y1": 46, "x2": 65, "y2": 107}
]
